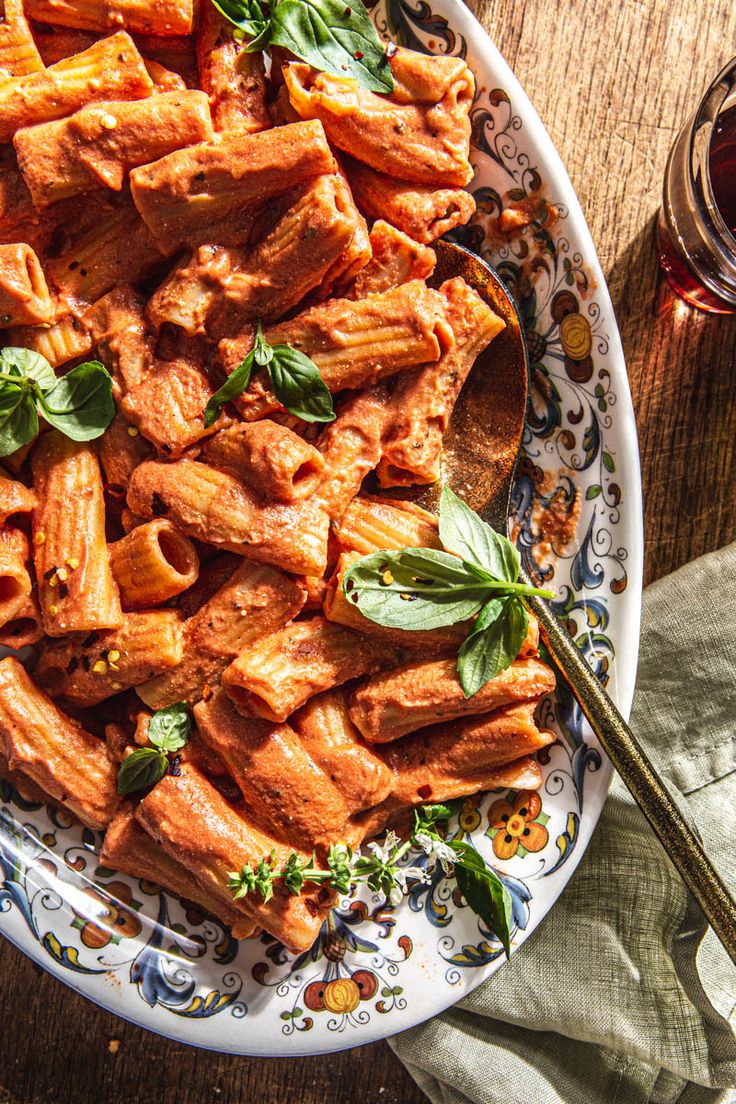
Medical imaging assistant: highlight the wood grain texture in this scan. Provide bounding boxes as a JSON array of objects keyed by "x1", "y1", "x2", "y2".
[{"x1": 1, "y1": 2, "x2": 735, "y2": 1101}]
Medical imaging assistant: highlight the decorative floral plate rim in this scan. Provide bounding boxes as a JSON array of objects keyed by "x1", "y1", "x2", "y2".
[{"x1": 0, "y1": 0, "x2": 643, "y2": 1056}]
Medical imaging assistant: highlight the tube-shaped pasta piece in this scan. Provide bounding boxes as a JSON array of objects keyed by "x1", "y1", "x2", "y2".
[
  {"x1": 101, "y1": 805, "x2": 253, "y2": 934},
  {"x1": 223, "y1": 616, "x2": 399, "y2": 723},
  {"x1": 378, "y1": 277, "x2": 506, "y2": 486},
  {"x1": 0, "y1": 244, "x2": 53, "y2": 326},
  {"x1": 233, "y1": 281, "x2": 451, "y2": 421},
  {"x1": 0, "y1": 0, "x2": 43, "y2": 76},
  {"x1": 283, "y1": 48, "x2": 474, "y2": 186},
  {"x1": 34, "y1": 610, "x2": 184, "y2": 706},
  {"x1": 0, "y1": 746, "x2": 60, "y2": 807},
  {"x1": 0, "y1": 594, "x2": 44, "y2": 648},
  {"x1": 199, "y1": 422, "x2": 325, "y2": 503},
  {"x1": 129, "y1": 120, "x2": 337, "y2": 253},
  {"x1": 127, "y1": 459, "x2": 330, "y2": 575},
  {"x1": 32, "y1": 433, "x2": 123, "y2": 636},
  {"x1": 345, "y1": 221, "x2": 436, "y2": 299},
  {"x1": 345, "y1": 158, "x2": 476, "y2": 245},
  {"x1": 6, "y1": 314, "x2": 92, "y2": 369},
  {"x1": 311, "y1": 164, "x2": 371, "y2": 299},
  {"x1": 0, "y1": 32, "x2": 154, "y2": 144},
  {"x1": 98, "y1": 413, "x2": 153, "y2": 491},
  {"x1": 0, "y1": 473, "x2": 35, "y2": 523},
  {"x1": 109, "y1": 520, "x2": 199, "y2": 609},
  {"x1": 28, "y1": 25, "x2": 96, "y2": 67},
  {"x1": 325, "y1": 551, "x2": 465, "y2": 654},
  {"x1": 359, "y1": 754, "x2": 545, "y2": 841},
  {"x1": 332, "y1": 495, "x2": 441, "y2": 555},
  {"x1": 316, "y1": 386, "x2": 391, "y2": 519},
  {"x1": 14, "y1": 91, "x2": 214, "y2": 209},
  {"x1": 46, "y1": 200, "x2": 164, "y2": 310},
  {"x1": 0, "y1": 528, "x2": 32, "y2": 630},
  {"x1": 25, "y1": 0, "x2": 195, "y2": 34},
  {"x1": 135, "y1": 763, "x2": 335, "y2": 952},
  {"x1": 195, "y1": 688, "x2": 353, "y2": 850},
  {"x1": 119, "y1": 353, "x2": 218, "y2": 457},
  {"x1": 137, "y1": 558, "x2": 305, "y2": 709},
  {"x1": 0, "y1": 656, "x2": 119, "y2": 829},
  {"x1": 349, "y1": 656, "x2": 555, "y2": 743},
  {"x1": 291, "y1": 688, "x2": 393, "y2": 813},
  {"x1": 0, "y1": 156, "x2": 45, "y2": 254},
  {"x1": 380, "y1": 699, "x2": 554, "y2": 807},
  {"x1": 146, "y1": 173, "x2": 356, "y2": 336},
  {"x1": 196, "y1": 1, "x2": 270, "y2": 135},
  {"x1": 82, "y1": 286, "x2": 153, "y2": 395}
]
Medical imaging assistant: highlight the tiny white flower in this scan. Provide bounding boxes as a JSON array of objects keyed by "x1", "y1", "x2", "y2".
[
  {"x1": 415, "y1": 832, "x2": 456, "y2": 874},
  {"x1": 392, "y1": 868, "x2": 408, "y2": 891},
  {"x1": 367, "y1": 839, "x2": 392, "y2": 864},
  {"x1": 389, "y1": 885, "x2": 403, "y2": 906},
  {"x1": 404, "y1": 865, "x2": 432, "y2": 884},
  {"x1": 383, "y1": 830, "x2": 401, "y2": 854}
]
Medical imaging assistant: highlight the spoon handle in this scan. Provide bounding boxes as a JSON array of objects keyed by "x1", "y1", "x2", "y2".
[{"x1": 526, "y1": 589, "x2": 736, "y2": 966}]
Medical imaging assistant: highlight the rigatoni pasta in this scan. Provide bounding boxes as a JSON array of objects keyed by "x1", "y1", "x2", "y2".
[
  {"x1": 129, "y1": 120, "x2": 337, "y2": 253},
  {"x1": 34, "y1": 609, "x2": 184, "y2": 705},
  {"x1": 199, "y1": 421, "x2": 325, "y2": 503},
  {"x1": 0, "y1": 243, "x2": 54, "y2": 326},
  {"x1": 31, "y1": 432, "x2": 123, "y2": 635},
  {"x1": 137, "y1": 559, "x2": 306, "y2": 708},
  {"x1": 109, "y1": 520, "x2": 199, "y2": 608},
  {"x1": 222, "y1": 616, "x2": 398, "y2": 723},
  {"x1": 14, "y1": 91, "x2": 214, "y2": 208},
  {"x1": 0, "y1": 656, "x2": 119, "y2": 829},
  {"x1": 0, "y1": 32, "x2": 154, "y2": 144},
  {"x1": 0, "y1": 0, "x2": 44, "y2": 77},
  {"x1": 25, "y1": 0, "x2": 196, "y2": 35},
  {"x1": 196, "y1": 0, "x2": 270, "y2": 135}
]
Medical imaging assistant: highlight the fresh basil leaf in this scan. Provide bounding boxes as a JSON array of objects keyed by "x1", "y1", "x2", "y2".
[
  {"x1": 267, "y1": 344, "x2": 335, "y2": 423},
  {"x1": 451, "y1": 840, "x2": 513, "y2": 957},
  {"x1": 439, "y1": 486, "x2": 520, "y2": 583},
  {"x1": 147, "y1": 701, "x2": 191, "y2": 754},
  {"x1": 39, "y1": 361, "x2": 114, "y2": 441},
  {"x1": 252, "y1": 321, "x2": 273, "y2": 368},
  {"x1": 0, "y1": 387, "x2": 38, "y2": 457},
  {"x1": 117, "y1": 747, "x2": 168, "y2": 796},
  {"x1": 457, "y1": 597, "x2": 528, "y2": 697},
  {"x1": 0, "y1": 347, "x2": 55, "y2": 392},
  {"x1": 343, "y1": 548, "x2": 488, "y2": 630},
  {"x1": 270, "y1": 0, "x2": 394, "y2": 93},
  {"x1": 204, "y1": 348, "x2": 255, "y2": 428},
  {"x1": 209, "y1": 0, "x2": 270, "y2": 40},
  {"x1": 467, "y1": 596, "x2": 505, "y2": 636}
]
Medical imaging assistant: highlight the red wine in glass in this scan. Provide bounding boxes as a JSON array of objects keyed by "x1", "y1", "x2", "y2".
[
  {"x1": 657, "y1": 64, "x2": 736, "y2": 314},
  {"x1": 709, "y1": 106, "x2": 736, "y2": 238}
]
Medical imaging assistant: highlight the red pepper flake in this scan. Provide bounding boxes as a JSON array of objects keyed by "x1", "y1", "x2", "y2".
[
  {"x1": 344, "y1": 5, "x2": 351, "y2": 12},
  {"x1": 353, "y1": 50, "x2": 364, "y2": 60}
]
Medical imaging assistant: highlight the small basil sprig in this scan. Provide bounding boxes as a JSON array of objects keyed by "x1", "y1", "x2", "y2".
[
  {"x1": 210, "y1": 0, "x2": 394, "y2": 93},
  {"x1": 116, "y1": 702, "x2": 192, "y2": 796},
  {"x1": 228, "y1": 801, "x2": 514, "y2": 956},
  {"x1": 0, "y1": 347, "x2": 114, "y2": 457},
  {"x1": 204, "y1": 320, "x2": 335, "y2": 427},
  {"x1": 343, "y1": 487, "x2": 554, "y2": 697}
]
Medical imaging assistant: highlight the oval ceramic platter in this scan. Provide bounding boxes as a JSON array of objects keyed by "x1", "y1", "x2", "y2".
[{"x1": 0, "y1": 0, "x2": 643, "y2": 1055}]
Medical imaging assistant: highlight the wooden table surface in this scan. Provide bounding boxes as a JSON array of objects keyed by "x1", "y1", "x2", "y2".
[{"x1": 2, "y1": 2, "x2": 736, "y2": 1102}]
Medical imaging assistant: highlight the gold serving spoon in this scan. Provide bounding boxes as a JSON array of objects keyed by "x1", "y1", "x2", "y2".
[{"x1": 412, "y1": 239, "x2": 736, "y2": 964}]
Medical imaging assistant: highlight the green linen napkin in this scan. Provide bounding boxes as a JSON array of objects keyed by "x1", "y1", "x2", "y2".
[{"x1": 390, "y1": 543, "x2": 736, "y2": 1104}]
